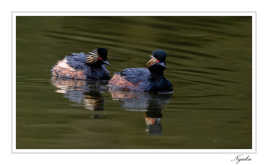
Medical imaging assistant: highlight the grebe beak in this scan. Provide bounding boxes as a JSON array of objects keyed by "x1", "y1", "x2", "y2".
[
  {"x1": 158, "y1": 62, "x2": 166, "y2": 68},
  {"x1": 103, "y1": 60, "x2": 111, "y2": 66}
]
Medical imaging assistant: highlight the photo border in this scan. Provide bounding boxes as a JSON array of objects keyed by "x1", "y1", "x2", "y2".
[{"x1": 11, "y1": 11, "x2": 257, "y2": 154}]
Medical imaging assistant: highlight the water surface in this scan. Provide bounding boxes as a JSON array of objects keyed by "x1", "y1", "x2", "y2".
[{"x1": 16, "y1": 16, "x2": 252, "y2": 149}]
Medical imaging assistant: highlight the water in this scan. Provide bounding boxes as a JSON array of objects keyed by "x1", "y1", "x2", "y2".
[{"x1": 16, "y1": 16, "x2": 252, "y2": 149}]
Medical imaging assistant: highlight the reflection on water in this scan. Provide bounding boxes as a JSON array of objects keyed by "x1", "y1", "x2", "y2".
[
  {"x1": 51, "y1": 77, "x2": 172, "y2": 135},
  {"x1": 51, "y1": 77, "x2": 107, "y2": 118},
  {"x1": 109, "y1": 89, "x2": 172, "y2": 136},
  {"x1": 145, "y1": 111, "x2": 162, "y2": 136}
]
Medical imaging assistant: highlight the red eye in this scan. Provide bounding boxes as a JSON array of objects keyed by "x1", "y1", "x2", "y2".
[{"x1": 98, "y1": 57, "x2": 103, "y2": 61}]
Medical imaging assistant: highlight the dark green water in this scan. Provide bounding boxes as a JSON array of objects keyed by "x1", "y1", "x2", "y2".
[{"x1": 16, "y1": 16, "x2": 252, "y2": 149}]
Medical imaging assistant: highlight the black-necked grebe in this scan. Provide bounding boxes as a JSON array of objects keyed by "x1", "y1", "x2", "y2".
[
  {"x1": 109, "y1": 50, "x2": 173, "y2": 93},
  {"x1": 51, "y1": 48, "x2": 110, "y2": 80}
]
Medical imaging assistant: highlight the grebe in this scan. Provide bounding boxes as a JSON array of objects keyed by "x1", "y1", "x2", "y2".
[
  {"x1": 109, "y1": 49, "x2": 173, "y2": 94},
  {"x1": 51, "y1": 48, "x2": 110, "y2": 80}
]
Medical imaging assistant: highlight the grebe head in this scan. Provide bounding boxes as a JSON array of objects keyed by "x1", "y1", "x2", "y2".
[
  {"x1": 97, "y1": 48, "x2": 110, "y2": 65},
  {"x1": 146, "y1": 49, "x2": 168, "y2": 79},
  {"x1": 146, "y1": 49, "x2": 167, "y2": 68},
  {"x1": 88, "y1": 48, "x2": 110, "y2": 66}
]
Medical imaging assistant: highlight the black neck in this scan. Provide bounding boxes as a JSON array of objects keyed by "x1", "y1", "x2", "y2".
[
  {"x1": 87, "y1": 61, "x2": 104, "y2": 68},
  {"x1": 148, "y1": 64, "x2": 165, "y2": 80}
]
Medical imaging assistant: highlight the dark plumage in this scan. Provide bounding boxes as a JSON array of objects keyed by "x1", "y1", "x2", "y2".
[
  {"x1": 51, "y1": 48, "x2": 110, "y2": 80},
  {"x1": 109, "y1": 50, "x2": 173, "y2": 93}
]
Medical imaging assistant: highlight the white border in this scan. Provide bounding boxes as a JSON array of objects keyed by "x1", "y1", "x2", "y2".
[{"x1": 12, "y1": 11, "x2": 256, "y2": 154}]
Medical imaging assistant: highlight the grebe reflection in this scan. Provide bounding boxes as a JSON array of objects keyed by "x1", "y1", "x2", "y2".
[
  {"x1": 51, "y1": 77, "x2": 107, "y2": 118},
  {"x1": 51, "y1": 77, "x2": 173, "y2": 134},
  {"x1": 109, "y1": 89, "x2": 172, "y2": 136}
]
